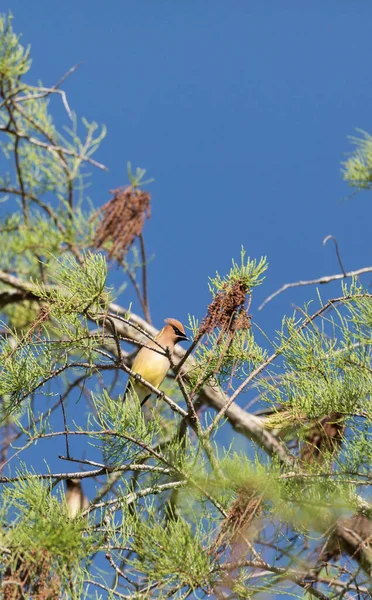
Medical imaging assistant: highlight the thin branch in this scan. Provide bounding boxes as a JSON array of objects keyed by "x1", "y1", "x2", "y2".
[
  {"x1": 84, "y1": 580, "x2": 129, "y2": 599},
  {"x1": 259, "y1": 266, "x2": 372, "y2": 311},
  {"x1": 139, "y1": 233, "x2": 151, "y2": 323},
  {"x1": 0, "y1": 454, "x2": 171, "y2": 484},
  {"x1": 166, "y1": 350, "x2": 223, "y2": 476},
  {"x1": 89, "y1": 481, "x2": 185, "y2": 515},
  {"x1": 105, "y1": 550, "x2": 137, "y2": 591},
  {"x1": 1, "y1": 95, "x2": 29, "y2": 224},
  {"x1": 59, "y1": 455, "x2": 170, "y2": 475},
  {"x1": 118, "y1": 360, "x2": 188, "y2": 417},
  {"x1": 323, "y1": 234, "x2": 347, "y2": 276},
  {"x1": 218, "y1": 560, "x2": 332, "y2": 600},
  {"x1": 167, "y1": 350, "x2": 202, "y2": 434},
  {"x1": 104, "y1": 306, "x2": 161, "y2": 347},
  {"x1": 0, "y1": 125, "x2": 108, "y2": 171},
  {"x1": 12, "y1": 100, "x2": 74, "y2": 210},
  {"x1": 124, "y1": 266, "x2": 149, "y2": 320},
  {"x1": 60, "y1": 395, "x2": 70, "y2": 459},
  {"x1": 15, "y1": 63, "x2": 82, "y2": 120},
  {"x1": 103, "y1": 315, "x2": 123, "y2": 361},
  {"x1": 13, "y1": 135, "x2": 28, "y2": 224},
  {"x1": 174, "y1": 331, "x2": 204, "y2": 377},
  {"x1": 0, "y1": 84, "x2": 28, "y2": 109}
]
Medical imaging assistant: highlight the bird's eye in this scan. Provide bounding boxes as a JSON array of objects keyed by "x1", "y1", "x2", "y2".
[{"x1": 173, "y1": 327, "x2": 182, "y2": 336}]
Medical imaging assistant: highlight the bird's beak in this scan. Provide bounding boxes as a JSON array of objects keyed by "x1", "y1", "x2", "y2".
[{"x1": 178, "y1": 333, "x2": 189, "y2": 342}]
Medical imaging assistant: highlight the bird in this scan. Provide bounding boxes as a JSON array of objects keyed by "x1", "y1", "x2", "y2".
[
  {"x1": 65, "y1": 478, "x2": 89, "y2": 518},
  {"x1": 125, "y1": 318, "x2": 188, "y2": 406}
]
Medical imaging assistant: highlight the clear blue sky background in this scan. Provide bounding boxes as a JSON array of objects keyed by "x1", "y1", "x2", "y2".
[
  {"x1": 5, "y1": 2, "x2": 372, "y2": 597},
  {"x1": 9, "y1": 0, "x2": 372, "y2": 334}
]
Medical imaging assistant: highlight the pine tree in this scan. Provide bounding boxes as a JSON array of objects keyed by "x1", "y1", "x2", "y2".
[{"x1": 0, "y1": 14, "x2": 371, "y2": 599}]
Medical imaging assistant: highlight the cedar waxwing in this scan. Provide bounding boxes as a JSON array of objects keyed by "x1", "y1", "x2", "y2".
[
  {"x1": 65, "y1": 478, "x2": 89, "y2": 518},
  {"x1": 125, "y1": 318, "x2": 188, "y2": 405}
]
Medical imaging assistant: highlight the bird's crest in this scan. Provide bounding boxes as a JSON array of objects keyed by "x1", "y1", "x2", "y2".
[{"x1": 165, "y1": 318, "x2": 186, "y2": 334}]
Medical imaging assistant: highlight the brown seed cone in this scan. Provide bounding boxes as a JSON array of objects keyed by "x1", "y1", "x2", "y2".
[
  {"x1": 200, "y1": 280, "x2": 251, "y2": 336},
  {"x1": 92, "y1": 186, "x2": 151, "y2": 261}
]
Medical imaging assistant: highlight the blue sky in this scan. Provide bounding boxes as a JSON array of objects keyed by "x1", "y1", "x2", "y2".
[
  {"x1": 4, "y1": 2, "x2": 372, "y2": 597},
  {"x1": 8, "y1": 0, "x2": 372, "y2": 337}
]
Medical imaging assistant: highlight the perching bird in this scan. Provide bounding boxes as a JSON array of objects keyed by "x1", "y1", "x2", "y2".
[
  {"x1": 125, "y1": 318, "x2": 188, "y2": 406},
  {"x1": 65, "y1": 478, "x2": 89, "y2": 518}
]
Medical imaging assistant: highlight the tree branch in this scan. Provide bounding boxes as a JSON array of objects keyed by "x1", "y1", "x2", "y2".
[
  {"x1": 0, "y1": 125, "x2": 108, "y2": 171},
  {"x1": 108, "y1": 305, "x2": 293, "y2": 464},
  {"x1": 258, "y1": 266, "x2": 372, "y2": 310},
  {"x1": 3, "y1": 271, "x2": 369, "y2": 467},
  {"x1": 139, "y1": 233, "x2": 151, "y2": 323},
  {"x1": 14, "y1": 62, "x2": 82, "y2": 120}
]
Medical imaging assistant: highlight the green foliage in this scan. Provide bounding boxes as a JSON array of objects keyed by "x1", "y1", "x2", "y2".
[
  {"x1": 208, "y1": 247, "x2": 268, "y2": 295},
  {"x1": 188, "y1": 328, "x2": 266, "y2": 391},
  {"x1": 0, "y1": 477, "x2": 93, "y2": 591},
  {"x1": 0, "y1": 331, "x2": 53, "y2": 408},
  {"x1": 0, "y1": 252, "x2": 111, "y2": 412},
  {"x1": 340, "y1": 426, "x2": 372, "y2": 475},
  {"x1": 89, "y1": 390, "x2": 162, "y2": 465},
  {"x1": 0, "y1": 13, "x2": 31, "y2": 80},
  {"x1": 33, "y1": 251, "x2": 109, "y2": 315},
  {"x1": 0, "y1": 209, "x2": 97, "y2": 285},
  {"x1": 343, "y1": 129, "x2": 372, "y2": 189},
  {"x1": 186, "y1": 248, "x2": 268, "y2": 392},
  {"x1": 258, "y1": 289, "x2": 372, "y2": 420},
  {"x1": 127, "y1": 161, "x2": 154, "y2": 188},
  {"x1": 0, "y1": 213, "x2": 64, "y2": 293},
  {"x1": 0, "y1": 62, "x2": 106, "y2": 205},
  {"x1": 131, "y1": 511, "x2": 213, "y2": 592}
]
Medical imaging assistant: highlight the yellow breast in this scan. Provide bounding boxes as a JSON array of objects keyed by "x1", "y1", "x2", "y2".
[{"x1": 131, "y1": 347, "x2": 170, "y2": 389}]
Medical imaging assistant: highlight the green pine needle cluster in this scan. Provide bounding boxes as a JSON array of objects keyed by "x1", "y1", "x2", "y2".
[
  {"x1": 131, "y1": 513, "x2": 213, "y2": 592},
  {"x1": 343, "y1": 129, "x2": 372, "y2": 189},
  {"x1": 207, "y1": 248, "x2": 268, "y2": 295},
  {"x1": 32, "y1": 251, "x2": 109, "y2": 316},
  {"x1": 258, "y1": 287, "x2": 372, "y2": 420}
]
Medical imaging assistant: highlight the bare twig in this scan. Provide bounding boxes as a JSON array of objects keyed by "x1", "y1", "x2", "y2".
[
  {"x1": 12, "y1": 100, "x2": 74, "y2": 209},
  {"x1": 1, "y1": 95, "x2": 29, "y2": 224},
  {"x1": 139, "y1": 233, "x2": 151, "y2": 323},
  {"x1": 13, "y1": 63, "x2": 82, "y2": 120},
  {"x1": 217, "y1": 560, "x2": 331, "y2": 600},
  {"x1": 0, "y1": 451, "x2": 172, "y2": 483},
  {"x1": 258, "y1": 266, "x2": 372, "y2": 310},
  {"x1": 60, "y1": 395, "x2": 70, "y2": 460},
  {"x1": 84, "y1": 580, "x2": 129, "y2": 599},
  {"x1": 124, "y1": 266, "x2": 148, "y2": 321},
  {"x1": 105, "y1": 549, "x2": 137, "y2": 591},
  {"x1": 91, "y1": 481, "x2": 185, "y2": 515},
  {"x1": 174, "y1": 331, "x2": 204, "y2": 377},
  {"x1": 0, "y1": 126, "x2": 108, "y2": 171},
  {"x1": 323, "y1": 234, "x2": 347, "y2": 276}
]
